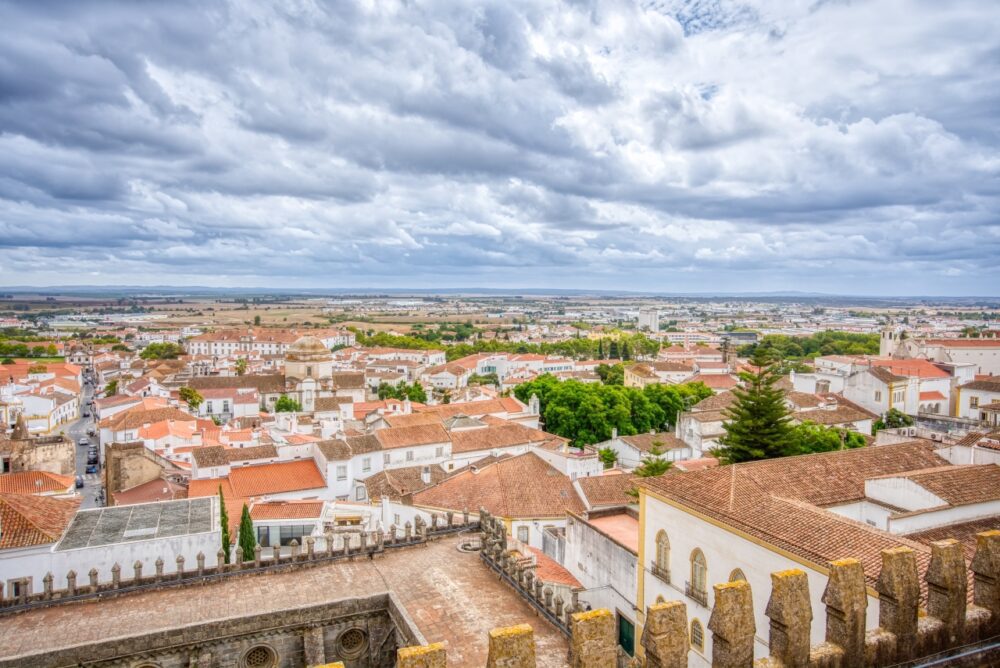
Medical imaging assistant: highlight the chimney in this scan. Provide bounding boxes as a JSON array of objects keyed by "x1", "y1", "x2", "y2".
[
  {"x1": 421, "y1": 466, "x2": 431, "y2": 485},
  {"x1": 611, "y1": 427, "x2": 618, "y2": 440}
]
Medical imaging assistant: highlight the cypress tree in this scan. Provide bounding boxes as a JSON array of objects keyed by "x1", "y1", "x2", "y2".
[
  {"x1": 598, "y1": 339, "x2": 604, "y2": 359},
  {"x1": 621, "y1": 342, "x2": 631, "y2": 361},
  {"x1": 609, "y1": 339, "x2": 619, "y2": 360},
  {"x1": 237, "y1": 503, "x2": 256, "y2": 562},
  {"x1": 717, "y1": 352, "x2": 793, "y2": 463},
  {"x1": 218, "y1": 484, "x2": 231, "y2": 564}
]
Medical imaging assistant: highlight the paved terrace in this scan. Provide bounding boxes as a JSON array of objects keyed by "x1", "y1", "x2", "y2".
[{"x1": 0, "y1": 535, "x2": 570, "y2": 667}]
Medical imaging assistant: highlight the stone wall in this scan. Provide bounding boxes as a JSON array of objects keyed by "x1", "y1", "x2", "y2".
[
  {"x1": 0, "y1": 432, "x2": 74, "y2": 475},
  {"x1": 0, "y1": 517, "x2": 476, "y2": 611},
  {"x1": 454, "y1": 513, "x2": 1000, "y2": 667},
  {"x1": 0, "y1": 593, "x2": 421, "y2": 668},
  {"x1": 103, "y1": 440, "x2": 180, "y2": 504}
]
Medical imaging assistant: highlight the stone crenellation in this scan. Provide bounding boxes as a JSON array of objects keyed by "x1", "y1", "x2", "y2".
[
  {"x1": 396, "y1": 515, "x2": 1000, "y2": 667},
  {"x1": 0, "y1": 519, "x2": 478, "y2": 613}
]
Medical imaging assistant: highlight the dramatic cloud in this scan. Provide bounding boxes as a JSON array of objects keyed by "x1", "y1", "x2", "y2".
[{"x1": 1, "y1": 0, "x2": 998, "y2": 294}]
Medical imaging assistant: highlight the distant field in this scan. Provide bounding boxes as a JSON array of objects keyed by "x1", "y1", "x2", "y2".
[{"x1": 9, "y1": 357, "x2": 66, "y2": 363}]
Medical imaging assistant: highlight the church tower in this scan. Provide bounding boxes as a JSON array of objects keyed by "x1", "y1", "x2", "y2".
[{"x1": 879, "y1": 322, "x2": 901, "y2": 357}]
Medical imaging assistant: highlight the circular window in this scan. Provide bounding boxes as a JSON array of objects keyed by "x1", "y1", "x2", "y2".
[
  {"x1": 338, "y1": 627, "x2": 368, "y2": 657},
  {"x1": 242, "y1": 645, "x2": 277, "y2": 668}
]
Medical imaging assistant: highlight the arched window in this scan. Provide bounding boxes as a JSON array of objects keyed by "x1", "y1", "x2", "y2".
[
  {"x1": 729, "y1": 568, "x2": 746, "y2": 583},
  {"x1": 690, "y1": 619, "x2": 704, "y2": 650},
  {"x1": 689, "y1": 549, "x2": 708, "y2": 604},
  {"x1": 654, "y1": 530, "x2": 670, "y2": 582}
]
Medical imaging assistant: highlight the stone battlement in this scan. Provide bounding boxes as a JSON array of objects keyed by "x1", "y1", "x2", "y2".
[{"x1": 393, "y1": 513, "x2": 1000, "y2": 667}]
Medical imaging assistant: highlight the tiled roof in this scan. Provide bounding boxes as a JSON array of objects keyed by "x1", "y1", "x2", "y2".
[
  {"x1": 227, "y1": 444, "x2": 278, "y2": 462},
  {"x1": 893, "y1": 464, "x2": 1000, "y2": 506},
  {"x1": 786, "y1": 391, "x2": 824, "y2": 409},
  {"x1": 383, "y1": 413, "x2": 444, "y2": 429},
  {"x1": 375, "y1": 423, "x2": 450, "y2": 450},
  {"x1": 868, "y1": 366, "x2": 907, "y2": 384},
  {"x1": 331, "y1": 372, "x2": 365, "y2": 389},
  {"x1": 250, "y1": 500, "x2": 323, "y2": 521},
  {"x1": 364, "y1": 465, "x2": 452, "y2": 503},
  {"x1": 959, "y1": 378, "x2": 1000, "y2": 393},
  {"x1": 316, "y1": 439, "x2": 352, "y2": 461},
  {"x1": 526, "y1": 546, "x2": 581, "y2": 587},
  {"x1": 639, "y1": 441, "x2": 951, "y2": 589},
  {"x1": 919, "y1": 391, "x2": 947, "y2": 401},
  {"x1": 228, "y1": 460, "x2": 326, "y2": 497},
  {"x1": 906, "y1": 517, "x2": 1000, "y2": 561},
  {"x1": 793, "y1": 405, "x2": 874, "y2": 426},
  {"x1": 686, "y1": 409, "x2": 727, "y2": 423},
  {"x1": 449, "y1": 423, "x2": 551, "y2": 454},
  {"x1": 416, "y1": 396, "x2": 526, "y2": 419},
  {"x1": 0, "y1": 493, "x2": 80, "y2": 549},
  {"x1": 188, "y1": 374, "x2": 286, "y2": 393},
  {"x1": 575, "y1": 473, "x2": 637, "y2": 508},
  {"x1": 346, "y1": 434, "x2": 383, "y2": 454},
  {"x1": 688, "y1": 373, "x2": 739, "y2": 389},
  {"x1": 871, "y1": 359, "x2": 950, "y2": 379},
  {"x1": 314, "y1": 396, "x2": 352, "y2": 412},
  {"x1": 692, "y1": 391, "x2": 736, "y2": 412},
  {"x1": 114, "y1": 478, "x2": 187, "y2": 505},
  {"x1": 0, "y1": 471, "x2": 76, "y2": 495},
  {"x1": 192, "y1": 446, "x2": 230, "y2": 468},
  {"x1": 413, "y1": 452, "x2": 584, "y2": 519},
  {"x1": 103, "y1": 407, "x2": 195, "y2": 432},
  {"x1": 618, "y1": 432, "x2": 688, "y2": 453},
  {"x1": 923, "y1": 338, "x2": 1000, "y2": 348}
]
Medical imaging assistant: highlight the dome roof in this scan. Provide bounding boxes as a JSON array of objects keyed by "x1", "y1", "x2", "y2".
[{"x1": 286, "y1": 336, "x2": 332, "y2": 362}]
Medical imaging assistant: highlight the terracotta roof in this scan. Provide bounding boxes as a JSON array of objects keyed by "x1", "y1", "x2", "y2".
[
  {"x1": 786, "y1": 392, "x2": 824, "y2": 409},
  {"x1": 0, "y1": 471, "x2": 76, "y2": 495},
  {"x1": 919, "y1": 391, "x2": 947, "y2": 401},
  {"x1": 923, "y1": 338, "x2": 1000, "y2": 348},
  {"x1": 228, "y1": 460, "x2": 326, "y2": 497},
  {"x1": 113, "y1": 478, "x2": 187, "y2": 505},
  {"x1": 906, "y1": 517, "x2": 1000, "y2": 561},
  {"x1": 582, "y1": 511, "x2": 640, "y2": 553},
  {"x1": 331, "y1": 372, "x2": 365, "y2": 389},
  {"x1": 686, "y1": 409, "x2": 727, "y2": 423},
  {"x1": 692, "y1": 391, "x2": 736, "y2": 412},
  {"x1": 316, "y1": 439, "x2": 352, "y2": 461},
  {"x1": 575, "y1": 473, "x2": 637, "y2": 508},
  {"x1": 192, "y1": 446, "x2": 230, "y2": 468},
  {"x1": 346, "y1": 434, "x2": 383, "y2": 454},
  {"x1": 375, "y1": 423, "x2": 450, "y2": 450},
  {"x1": 959, "y1": 378, "x2": 1000, "y2": 393},
  {"x1": 618, "y1": 432, "x2": 688, "y2": 453},
  {"x1": 314, "y1": 396, "x2": 352, "y2": 412},
  {"x1": 188, "y1": 374, "x2": 286, "y2": 393},
  {"x1": 526, "y1": 546, "x2": 581, "y2": 587},
  {"x1": 868, "y1": 366, "x2": 907, "y2": 384},
  {"x1": 103, "y1": 407, "x2": 195, "y2": 432},
  {"x1": 383, "y1": 413, "x2": 444, "y2": 429},
  {"x1": 449, "y1": 423, "x2": 551, "y2": 454},
  {"x1": 793, "y1": 406, "x2": 874, "y2": 426},
  {"x1": 639, "y1": 441, "x2": 951, "y2": 590},
  {"x1": 227, "y1": 444, "x2": 278, "y2": 462},
  {"x1": 413, "y1": 452, "x2": 584, "y2": 519},
  {"x1": 364, "y1": 465, "x2": 453, "y2": 503},
  {"x1": 250, "y1": 500, "x2": 323, "y2": 521},
  {"x1": 416, "y1": 396, "x2": 526, "y2": 419},
  {"x1": 688, "y1": 373, "x2": 739, "y2": 389},
  {"x1": 0, "y1": 493, "x2": 80, "y2": 549},
  {"x1": 673, "y1": 457, "x2": 720, "y2": 472},
  {"x1": 890, "y1": 464, "x2": 1000, "y2": 507}
]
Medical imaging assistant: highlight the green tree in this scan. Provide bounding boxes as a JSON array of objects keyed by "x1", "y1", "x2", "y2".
[
  {"x1": 140, "y1": 342, "x2": 184, "y2": 360},
  {"x1": 274, "y1": 395, "x2": 302, "y2": 412},
  {"x1": 219, "y1": 485, "x2": 231, "y2": 564},
  {"x1": 1, "y1": 357, "x2": 13, "y2": 365},
  {"x1": 718, "y1": 353, "x2": 794, "y2": 463},
  {"x1": 787, "y1": 422, "x2": 867, "y2": 455},
  {"x1": 234, "y1": 358, "x2": 248, "y2": 376},
  {"x1": 104, "y1": 379, "x2": 118, "y2": 396},
  {"x1": 596, "y1": 363, "x2": 624, "y2": 385},
  {"x1": 609, "y1": 340, "x2": 620, "y2": 360},
  {"x1": 237, "y1": 503, "x2": 256, "y2": 562},
  {"x1": 634, "y1": 440, "x2": 673, "y2": 477},
  {"x1": 597, "y1": 447, "x2": 618, "y2": 469},
  {"x1": 253, "y1": 315, "x2": 261, "y2": 326},
  {"x1": 871, "y1": 408, "x2": 914, "y2": 434},
  {"x1": 178, "y1": 386, "x2": 204, "y2": 411}
]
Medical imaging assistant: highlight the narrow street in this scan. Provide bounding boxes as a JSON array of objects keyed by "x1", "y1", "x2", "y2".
[{"x1": 60, "y1": 376, "x2": 102, "y2": 509}]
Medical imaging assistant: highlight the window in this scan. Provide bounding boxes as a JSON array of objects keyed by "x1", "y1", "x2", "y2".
[
  {"x1": 356, "y1": 487, "x2": 366, "y2": 501},
  {"x1": 256, "y1": 526, "x2": 271, "y2": 547},
  {"x1": 306, "y1": 366, "x2": 312, "y2": 377},
  {"x1": 383, "y1": 453, "x2": 390, "y2": 465},
  {"x1": 653, "y1": 530, "x2": 670, "y2": 582},
  {"x1": 690, "y1": 619, "x2": 704, "y2": 650},
  {"x1": 971, "y1": 396, "x2": 979, "y2": 408},
  {"x1": 336, "y1": 465, "x2": 347, "y2": 481},
  {"x1": 874, "y1": 390, "x2": 882, "y2": 402},
  {"x1": 278, "y1": 525, "x2": 313, "y2": 546},
  {"x1": 517, "y1": 526, "x2": 529, "y2": 543},
  {"x1": 362, "y1": 457, "x2": 371, "y2": 472},
  {"x1": 687, "y1": 549, "x2": 708, "y2": 606},
  {"x1": 2, "y1": 457, "x2": 9, "y2": 474},
  {"x1": 206, "y1": 401, "x2": 214, "y2": 413},
  {"x1": 223, "y1": 401, "x2": 230, "y2": 413},
  {"x1": 406, "y1": 450, "x2": 414, "y2": 462},
  {"x1": 729, "y1": 568, "x2": 747, "y2": 583},
  {"x1": 7, "y1": 577, "x2": 31, "y2": 598},
  {"x1": 435, "y1": 446, "x2": 444, "y2": 458},
  {"x1": 394, "y1": 514, "x2": 401, "y2": 525},
  {"x1": 893, "y1": 390, "x2": 905, "y2": 403}
]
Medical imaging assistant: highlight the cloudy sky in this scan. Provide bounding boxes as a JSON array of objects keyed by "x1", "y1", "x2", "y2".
[{"x1": 1, "y1": 0, "x2": 998, "y2": 295}]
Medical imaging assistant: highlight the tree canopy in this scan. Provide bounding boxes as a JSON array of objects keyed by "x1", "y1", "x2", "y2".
[
  {"x1": 738, "y1": 331, "x2": 879, "y2": 361},
  {"x1": 139, "y1": 341, "x2": 184, "y2": 360},
  {"x1": 178, "y1": 386, "x2": 204, "y2": 411},
  {"x1": 513, "y1": 375, "x2": 711, "y2": 446},
  {"x1": 274, "y1": 395, "x2": 302, "y2": 412},
  {"x1": 377, "y1": 382, "x2": 428, "y2": 403}
]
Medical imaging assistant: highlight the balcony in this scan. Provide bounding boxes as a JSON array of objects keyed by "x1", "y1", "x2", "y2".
[
  {"x1": 650, "y1": 562, "x2": 671, "y2": 585},
  {"x1": 685, "y1": 581, "x2": 708, "y2": 607}
]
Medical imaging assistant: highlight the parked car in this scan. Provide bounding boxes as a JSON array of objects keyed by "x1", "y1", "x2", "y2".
[
  {"x1": 85, "y1": 464, "x2": 98, "y2": 474},
  {"x1": 87, "y1": 428, "x2": 96, "y2": 436},
  {"x1": 82, "y1": 411, "x2": 90, "y2": 418},
  {"x1": 87, "y1": 454, "x2": 98, "y2": 465},
  {"x1": 78, "y1": 438, "x2": 89, "y2": 447},
  {"x1": 75, "y1": 475, "x2": 84, "y2": 489}
]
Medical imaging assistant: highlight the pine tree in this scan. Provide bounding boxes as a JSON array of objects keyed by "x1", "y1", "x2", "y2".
[
  {"x1": 237, "y1": 503, "x2": 256, "y2": 562},
  {"x1": 218, "y1": 485, "x2": 231, "y2": 564},
  {"x1": 717, "y1": 352, "x2": 794, "y2": 463},
  {"x1": 634, "y1": 440, "x2": 672, "y2": 477}
]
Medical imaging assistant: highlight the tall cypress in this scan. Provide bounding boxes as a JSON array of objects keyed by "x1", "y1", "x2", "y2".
[
  {"x1": 237, "y1": 503, "x2": 256, "y2": 562},
  {"x1": 718, "y1": 352, "x2": 793, "y2": 463},
  {"x1": 598, "y1": 339, "x2": 604, "y2": 359},
  {"x1": 218, "y1": 484, "x2": 231, "y2": 564}
]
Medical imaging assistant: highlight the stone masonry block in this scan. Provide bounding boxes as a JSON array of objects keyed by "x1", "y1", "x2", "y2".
[
  {"x1": 397, "y1": 642, "x2": 447, "y2": 668},
  {"x1": 486, "y1": 623, "x2": 536, "y2": 668}
]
